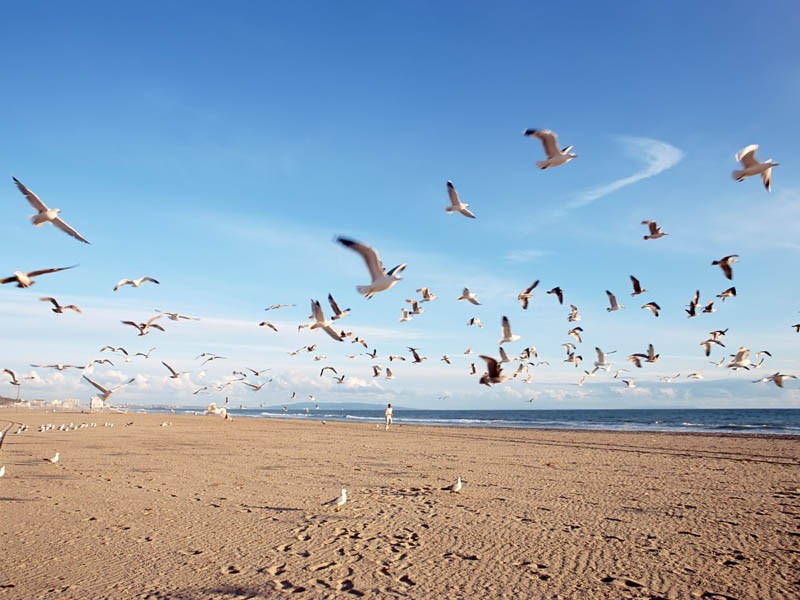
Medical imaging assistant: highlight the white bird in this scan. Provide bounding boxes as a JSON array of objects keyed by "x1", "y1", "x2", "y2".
[
  {"x1": 82, "y1": 375, "x2": 135, "y2": 403},
  {"x1": 155, "y1": 310, "x2": 199, "y2": 321},
  {"x1": 594, "y1": 347, "x2": 615, "y2": 368},
  {"x1": 641, "y1": 302, "x2": 661, "y2": 317},
  {"x1": 467, "y1": 317, "x2": 482, "y2": 328},
  {"x1": 309, "y1": 299, "x2": 344, "y2": 341},
  {"x1": 498, "y1": 316, "x2": 521, "y2": 345},
  {"x1": 0, "y1": 465, "x2": 5, "y2": 477},
  {"x1": 204, "y1": 402, "x2": 231, "y2": 420},
  {"x1": 523, "y1": 129, "x2": 576, "y2": 169},
  {"x1": 385, "y1": 368, "x2": 394, "y2": 380},
  {"x1": 323, "y1": 487, "x2": 347, "y2": 510},
  {"x1": 3, "y1": 369, "x2": 21, "y2": 386},
  {"x1": 40, "y1": 297, "x2": 82, "y2": 314},
  {"x1": 46, "y1": 451, "x2": 60, "y2": 464},
  {"x1": 478, "y1": 355, "x2": 508, "y2": 386},
  {"x1": 399, "y1": 308, "x2": 413, "y2": 322},
  {"x1": 712, "y1": 255, "x2": 739, "y2": 281},
  {"x1": 443, "y1": 476, "x2": 462, "y2": 492},
  {"x1": 732, "y1": 144, "x2": 778, "y2": 191},
  {"x1": 336, "y1": 237, "x2": 406, "y2": 298},
  {"x1": 621, "y1": 379, "x2": 636, "y2": 388},
  {"x1": 605, "y1": 290, "x2": 624, "y2": 312},
  {"x1": 114, "y1": 276, "x2": 160, "y2": 291},
  {"x1": 417, "y1": 287, "x2": 437, "y2": 302},
  {"x1": 753, "y1": 372, "x2": 797, "y2": 388},
  {"x1": 517, "y1": 280, "x2": 540, "y2": 310},
  {"x1": 327, "y1": 294, "x2": 350, "y2": 320},
  {"x1": 727, "y1": 347, "x2": 753, "y2": 370},
  {"x1": 161, "y1": 361, "x2": 188, "y2": 379},
  {"x1": 1, "y1": 265, "x2": 77, "y2": 288},
  {"x1": 121, "y1": 314, "x2": 165, "y2": 336},
  {"x1": 457, "y1": 288, "x2": 481, "y2": 305},
  {"x1": 568, "y1": 304, "x2": 581, "y2": 322},
  {"x1": 445, "y1": 181, "x2": 477, "y2": 219},
  {"x1": 12, "y1": 177, "x2": 90, "y2": 244}
]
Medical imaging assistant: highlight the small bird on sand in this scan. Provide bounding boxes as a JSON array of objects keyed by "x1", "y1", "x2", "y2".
[
  {"x1": 323, "y1": 488, "x2": 347, "y2": 510},
  {"x1": 523, "y1": 129, "x2": 576, "y2": 169},
  {"x1": 732, "y1": 144, "x2": 778, "y2": 191},
  {"x1": 443, "y1": 476, "x2": 462, "y2": 492},
  {"x1": 46, "y1": 452, "x2": 60, "y2": 464}
]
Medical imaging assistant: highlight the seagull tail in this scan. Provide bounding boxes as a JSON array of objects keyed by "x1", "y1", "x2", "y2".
[
  {"x1": 536, "y1": 160, "x2": 550, "y2": 170},
  {"x1": 731, "y1": 169, "x2": 745, "y2": 181},
  {"x1": 356, "y1": 285, "x2": 374, "y2": 298}
]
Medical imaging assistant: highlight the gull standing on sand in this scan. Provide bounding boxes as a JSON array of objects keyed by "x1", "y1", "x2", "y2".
[
  {"x1": 46, "y1": 452, "x2": 60, "y2": 464},
  {"x1": 732, "y1": 144, "x2": 778, "y2": 191},
  {"x1": 309, "y1": 299, "x2": 344, "y2": 341},
  {"x1": 1, "y1": 265, "x2": 76, "y2": 288},
  {"x1": 523, "y1": 129, "x2": 576, "y2": 169},
  {"x1": 12, "y1": 177, "x2": 90, "y2": 244},
  {"x1": 323, "y1": 488, "x2": 347, "y2": 510},
  {"x1": 114, "y1": 276, "x2": 160, "y2": 291},
  {"x1": 443, "y1": 476, "x2": 462, "y2": 492},
  {"x1": 336, "y1": 237, "x2": 406, "y2": 298},
  {"x1": 445, "y1": 181, "x2": 477, "y2": 219},
  {"x1": 40, "y1": 297, "x2": 81, "y2": 314}
]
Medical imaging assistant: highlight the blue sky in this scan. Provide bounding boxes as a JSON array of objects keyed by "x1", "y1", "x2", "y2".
[{"x1": 1, "y1": 2, "x2": 798, "y2": 409}]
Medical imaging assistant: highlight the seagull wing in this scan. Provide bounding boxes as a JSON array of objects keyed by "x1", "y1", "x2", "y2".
[
  {"x1": 630, "y1": 275, "x2": 642, "y2": 294},
  {"x1": 479, "y1": 355, "x2": 501, "y2": 378},
  {"x1": 322, "y1": 325, "x2": 344, "y2": 341},
  {"x1": 606, "y1": 290, "x2": 618, "y2": 309},
  {"x1": 162, "y1": 361, "x2": 178, "y2": 377},
  {"x1": 327, "y1": 293, "x2": 342, "y2": 316},
  {"x1": 527, "y1": 129, "x2": 559, "y2": 158},
  {"x1": 12, "y1": 177, "x2": 48, "y2": 212},
  {"x1": 52, "y1": 217, "x2": 90, "y2": 244},
  {"x1": 311, "y1": 299, "x2": 325, "y2": 323},
  {"x1": 736, "y1": 144, "x2": 759, "y2": 167},
  {"x1": 501, "y1": 316, "x2": 514, "y2": 340},
  {"x1": 82, "y1": 374, "x2": 110, "y2": 395},
  {"x1": 446, "y1": 181, "x2": 461, "y2": 208},
  {"x1": 337, "y1": 237, "x2": 384, "y2": 282},
  {"x1": 27, "y1": 265, "x2": 78, "y2": 278},
  {"x1": 40, "y1": 297, "x2": 59, "y2": 308}
]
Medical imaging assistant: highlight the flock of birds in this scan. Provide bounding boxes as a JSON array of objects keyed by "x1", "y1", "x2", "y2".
[{"x1": 0, "y1": 131, "x2": 796, "y2": 418}]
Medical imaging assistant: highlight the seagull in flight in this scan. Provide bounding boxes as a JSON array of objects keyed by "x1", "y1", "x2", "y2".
[
  {"x1": 40, "y1": 297, "x2": 81, "y2": 314},
  {"x1": 641, "y1": 220, "x2": 668, "y2": 240},
  {"x1": 3, "y1": 369, "x2": 21, "y2": 386},
  {"x1": 498, "y1": 316, "x2": 521, "y2": 345},
  {"x1": 732, "y1": 144, "x2": 778, "y2": 191},
  {"x1": 336, "y1": 237, "x2": 406, "y2": 298},
  {"x1": 478, "y1": 355, "x2": 508, "y2": 386},
  {"x1": 753, "y1": 372, "x2": 797, "y2": 388},
  {"x1": 310, "y1": 299, "x2": 344, "y2": 341},
  {"x1": 114, "y1": 276, "x2": 159, "y2": 291},
  {"x1": 417, "y1": 287, "x2": 437, "y2": 302},
  {"x1": 457, "y1": 288, "x2": 481, "y2": 305},
  {"x1": 712, "y1": 255, "x2": 739, "y2": 280},
  {"x1": 161, "y1": 361, "x2": 188, "y2": 379},
  {"x1": 641, "y1": 302, "x2": 661, "y2": 317},
  {"x1": 265, "y1": 303, "x2": 295, "y2": 311},
  {"x1": 327, "y1": 294, "x2": 350, "y2": 320},
  {"x1": 1, "y1": 265, "x2": 77, "y2": 288},
  {"x1": 82, "y1": 374, "x2": 135, "y2": 403},
  {"x1": 121, "y1": 314, "x2": 165, "y2": 336},
  {"x1": 629, "y1": 275, "x2": 647, "y2": 296},
  {"x1": 522, "y1": 129, "x2": 576, "y2": 169},
  {"x1": 568, "y1": 304, "x2": 581, "y2": 322},
  {"x1": 517, "y1": 280, "x2": 539, "y2": 310},
  {"x1": 716, "y1": 287, "x2": 736, "y2": 302},
  {"x1": 547, "y1": 287, "x2": 564, "y2": 305},
  {"x1": 605, "y1": 290, "x2": 624, "y2": 312},
  {"x1": 155, "y1": 310, "x2": 199, "y2": 321},
  {"x1": 445, "y1": 180, "x2": 477, "y2": 219},
  {"x1": 12, "y1": 177, "x2": 90, "y2": 244}
]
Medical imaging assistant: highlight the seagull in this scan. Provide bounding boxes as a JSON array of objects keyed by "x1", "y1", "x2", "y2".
[
  {"x1": 114, "y1": 276, "x2": 160, "y2": 291},
  {"x1": 417, "y1": 287, "x2": 437, "y2": 302},
  {"x1": 445, "y1": 181, "x2": 477, "y2": 219},
  {"x1": 155, "y1": 310, "x2": 199, "y2": 321},
  {"x1": 12, "y1": 177, "x2": 90, "y2": 244},
  {"x1": 522, "y1": 129, "x2": 576, "y2": 169},
  {"x1": 265, "y1": 303, "x2": 295, "y2": 311},
  {"x1": 700, "y1": 338, "x2": 725, "y2": 357},
  {"x1": 30, "y1": 363, "x2": 83, "y2": 371},
  {"x1": 708, "y1": 329, "x2": 729, "y2": 341},
  {"x1": 641, "y1": 302, "x2": 661, "y2": 317},
  {"x1": 134, "y1": 347, "x2": 157, "y2": 359},
  {"x1": 517, "y1": 280, "x2": 539, "y2": 310},
  {"x1": 564, "y1": 352, "x2": 583, "y2": 368},
  {"x1": 568, "y1": 327, "x2": 583, "y2": 343},
  {"x1": 0, "y1": 465, "x2": 5, "y2": 477},
  {"x1": 727, "y1": 347, "x2": 753, "y2": 370},
  {"x1": 1, "y1": 265, "x2": 77, "y2": 288},
  {"x1": 793, "y1": 324, "x2": 800, "y2": 333},
  {"x1": 712, "y1": 255, "x2": 739, "y2": 280},
  {"x1": 441, "y1": 355, "x2": 451, "y2": 365},
  {"x1": 161, "y1": 361, "x2": 188, "y2": 379},
  {"x1": 372, "y1": 365, "x2": 382, "y2": 378},
  {"x1": 594, "y1": 347, "x2": 615, "y2": 368},
  {"x1": 242, "y1": 382, "x2": 266, "y2": 392},
  {"x1": 328, "y1": 294, "x2": 351, "y2": 320},
  {"x1": 498, "y1": 316, "x2": 521, "y2": 345},
  {"x1": 629, "y1": 275, "x2": 647, "y2": 296},
  {"x1": 605, "y1": 290, "x2": 624, "y2": 312},
  {"x1": 259, "y1": 321, "x2": 278, "y2": 332},
  {"x1": 621, "y1": 379, "x2": 636, "y2": 388},
  {"x1": 687, "y1": 371, "x2": 704, "y2": 380},
  {"x1": 101, "y1": 346, "x2": 129, "y2": 356},
  {"x1": 478, "y1": 355, "x2": 508, "y2": 386},
  {"x1": 498, "y1": 347, "x2": 512, "y2": 364},
  {"x1": 323, "y1": 488, "x2": 347, "y2": 510},
  {"x1": 702, "y1": 301, "x2": 716, "y2": 314},
  {"x1": 82, "y1": 375, "x2": 135, "y2": 403},
  {"x1": 732, "y1": 144, "x2": 778, "y2": 191},
  {"x1": 121, "y1": 314, "x2": 165, "y2": 336},
  {"x1": 204, "y1": 402, "x2": 230, "y2": 420},
  {"x1": 406, "y1": 298, "x2": 424, "y2": 315},
  {"x1": 568, "y1": 304, "x2": 581, "y2": 322},
  {"x1": 467, "y1": 317, "x2": 483, "y2": 328},
  {"x1": 457, "y1": 288, "x2": 481, "y2": 305},
  {"x1": 641, "y1": 220, "x2": 668, "y2": 240},
  {"x1": 717, "y1": 287, "x2": 736, "y2": 301},
  {"x1": 753, "y1": 372, "x2": 797, "y2": 388},
  {"x1": 45, "y1": 451, "x2": 60, "y2": 464},
  {"x1": 408, "y1": 347, "x2": 426, "y2": 363},
  {"x1": 388, "y1": 355, "x2": 406, "y2": 362},
  {"x1": 443, "y1": 476, "x2": 462, "y2": 492},
  {"x1": 385, "y1": 368, "x2": 394, "y2": 380},
  {"x1": 310, "y1": 299, "x2": 344, "y2": 341},
  {"x1": 3, "y1": 369, "x2": 21, "y2": 386},
  {"x1": 320, "y1": 366, "x2": 338, "y2": 377},
  {"x1": 336, "y1": 237, "x2": 406, "y2": 298},
  {"x1": 334, "y1": 375, "x2": 346, "y2": 384},
  {"x1": 39, "y1": 297, "x2": 81, "y2": 314}
]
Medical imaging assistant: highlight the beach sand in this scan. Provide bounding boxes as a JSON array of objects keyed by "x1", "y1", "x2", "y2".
[{"x1": 1, "y1": 410, "x2": 798, "y2": 599}]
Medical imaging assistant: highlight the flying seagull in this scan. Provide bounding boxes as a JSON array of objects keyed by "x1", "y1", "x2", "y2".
[
  {"x1": 40, "y1": 297, "x2": 81, "y2": 314},
  {"x1": 716, "y1": 287, "x2": 736, "y2": 301},
  {"x1": 12, "y1": 177, "x2": 90, "y2": 244},
  {"x1": 498, "y1": 316, "x2": 521, "y2": 345},
  {"x1": 417, "y1": 287, "x2": 437, "y2": 302},
  {"x1": 445, "y1": 180, "x2": 477, "y2": 219},
  {"x1": 155, "y1": 310, "x2": 199, "y2": 321},
  {"x1": 629, "y1": 275, "x2": 647, "y2": 296},
  {"x1": 457, "y1": 288, "x2": 481, "y2": 305},
  {"x1": 605, "y1": 290, "x2": 624, "y2": 312},
  {"x1": 161, "y1": 361, "x2": 188, "y2": 379},
  {"x1": 517, "y1": 280, "x2": 539, "y2": 310},
  {"x1": 753, "y1": 372, "x2": 797, "y2": 388},
  {"x1": 1, "y1": 265, "x2": 77, "y2": 288},
  {"x1": 336, "y1": 237, "x2": 406, "y2": 298},
  {"x1": 547, "y1": 286, "x2": 564, "y2": 305},
  {"x1": 327, "y1": 294, "x2": 350, "y2": 320},
  {"x1": 712, "y1": 255, "x2": 738, "y2": 280},
  {"x1": 641, "y1": 220, "x2": 668, "y2": 240},
  {"x1": 522, "y1": 129, "x2": 576, "y2": 169},
  {"x1": 120, "y1": 314, "x2": 165, "y2": 336},
  {"x1": 478, "y1": 355, "x2": 508, "y2": 386},
  {"x1": 641, "y1": 302, "x2": 661, "y2": 317},
  {"x1": 114, "y1": 276, "x2": 159, "y2": 291},
  {"x1": 309, "y1": 299, "x2": 344, "y2": 341},
  {"x1": 3, "y1": 369, "x2": 21, "y2": 386},
  {"x1": 732, "y1": 144, "x2": 778, "y2": 191},
  {"x1": 82, "y1": 374, "x2": 135, "y2": 404}
]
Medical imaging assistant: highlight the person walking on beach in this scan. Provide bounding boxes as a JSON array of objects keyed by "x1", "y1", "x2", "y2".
[{"x1": 384, "y1": 403, "x2": 393, "y2": 431}]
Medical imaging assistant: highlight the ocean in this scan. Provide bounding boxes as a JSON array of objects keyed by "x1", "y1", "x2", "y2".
[{"x1": 140, "y1": 407, "x2": 800, "y2": 436}]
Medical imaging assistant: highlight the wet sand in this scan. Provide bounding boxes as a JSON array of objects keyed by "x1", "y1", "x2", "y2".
[{"x1": 1, "y1": 410, "x2": 798, "y2": 599}]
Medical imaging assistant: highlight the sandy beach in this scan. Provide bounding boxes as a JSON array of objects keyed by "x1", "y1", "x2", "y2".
[{"x1": 1, "y1": 410, "x2": 798, "y2": 599}]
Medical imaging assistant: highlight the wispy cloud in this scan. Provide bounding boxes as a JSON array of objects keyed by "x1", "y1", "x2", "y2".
[
  {"x1": 503, "y1": 249, "x2": 550, "y2": 264},
  {"x1": 556, "y1": 136, "x2": 684, "y2": 216}
]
